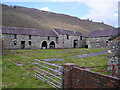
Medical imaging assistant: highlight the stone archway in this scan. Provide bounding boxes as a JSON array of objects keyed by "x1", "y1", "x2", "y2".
[
  {"x1": 41, "y1": 41, "x2": 47, "y2": 49},
  {"x1": 49, "y1": 41, "x2": 55, "y2": 49}
]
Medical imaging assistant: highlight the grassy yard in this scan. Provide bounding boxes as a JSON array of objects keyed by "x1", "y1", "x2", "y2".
[{"x1": 2, "y1": 48, "x2": 108, "y2": 88}]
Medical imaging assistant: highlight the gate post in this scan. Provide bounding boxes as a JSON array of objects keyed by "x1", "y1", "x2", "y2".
[{"x1": 62, "y1": 63, "x2": 75, "y2": 89}]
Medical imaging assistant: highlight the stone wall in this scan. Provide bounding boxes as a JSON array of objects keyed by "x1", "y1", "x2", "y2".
[
  {"x1": 0, "y1": 28, "x2": 2, "y2": 56},
  {"x1": 63, "y1": 63, "x2": 120, "y2": 88},
  {"x1": 108, "y1": 41, "x2": 120, "y2": 78},
  {"x1": 2, "y1": 34, "x2": 57, "y2": 49},
  {"x1": 53, "y1": 30, "x2": 86, "y2": 49},
  {"x1": 2, "y1": 33, "x2": 86, "y2": 49},
  {"x1": 86, "y1": 37, "x2": 110, "y2": 49},
  {"x1": 62, "y1": 35, "x2": 85, "y2": 48},
  {"x1": 0, "y1": 38, "x2": 2, "y2": 56}
]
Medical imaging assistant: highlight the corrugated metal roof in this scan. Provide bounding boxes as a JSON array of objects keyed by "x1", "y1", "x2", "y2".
[
  {"x1": 2, "y1": 26, "x2": 57, "y2": 37},
  {"x1": 54, "y1": 28, "x2": 83, "y2": 36},
  {"x1": 87, "y1": 28, "x2": 120, "y2": 38}
]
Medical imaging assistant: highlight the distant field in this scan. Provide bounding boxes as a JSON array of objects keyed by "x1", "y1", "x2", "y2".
[{"x1": 2, "y1": 48, "x2": 108, "y2": 88}]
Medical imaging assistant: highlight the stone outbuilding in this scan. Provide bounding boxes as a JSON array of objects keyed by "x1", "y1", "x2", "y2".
[
  {"x1": 2, "y1": 26, "x2": 58, "y2": 49},
  {"x1": 86, "y1": 28, "x2": 120, "y2": 49},
  {"x1": 2, "y1": 26, "x2": 85, "y2": 49},
  {"x1": 53, "y1": 28, "x2": 86, "y2": 48}
]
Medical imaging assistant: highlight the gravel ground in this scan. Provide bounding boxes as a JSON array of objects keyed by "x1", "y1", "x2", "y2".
[
  {"x1": 41, "y1": 58, "x2": 64, "y2": 61},
  {"x1": 71, "y1": 51, "x2": 108, "y2": 58}
]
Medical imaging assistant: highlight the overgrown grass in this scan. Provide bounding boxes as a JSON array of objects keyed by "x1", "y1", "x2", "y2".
[{"x1": 2, "y1": 48, "x2": 108, "y2": 88}]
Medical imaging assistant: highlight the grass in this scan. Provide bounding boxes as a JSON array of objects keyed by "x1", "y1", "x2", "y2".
[{"x1": 2, "y1": 48, "x2": 108, "y2": 88}]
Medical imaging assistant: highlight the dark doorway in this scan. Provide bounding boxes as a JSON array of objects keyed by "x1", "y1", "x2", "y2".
[
  {"x1": 42, "y1": 41, "x2": 47, "y2": 49},
  {"x1": 74, "y1": 40, "x2": 78, "y2": 48},
  {"x1": 85, "y1": 45, "x2": 88, "y2": 48},
  {"x1": 49, "y1": 41, "x2": 55, "y2": 49},
  {"x1": 21, "y1": 41, "x2": 25, "y2": 49}
]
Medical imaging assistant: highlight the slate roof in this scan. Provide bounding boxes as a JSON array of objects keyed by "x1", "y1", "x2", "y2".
[
  {"x1": 2, "y1": 26, "x2": 57, "y2": 37},
  {"x1": 108, "y1": 34, "x2": 120, "y2": 41},
  {"x1": 54, "y1": 28, "x2": 83, "y2": 36},
  {"x1": 87, "y1": 28, "x2": 120, "y2": 38}
]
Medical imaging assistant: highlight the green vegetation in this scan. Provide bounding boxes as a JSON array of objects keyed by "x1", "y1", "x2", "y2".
[
  {"x1": 2, "y1": 48, "x2": 108, "y2": 88},
  {"x1": 2, "y1": 4, "x2": 114, "y2": 34}
]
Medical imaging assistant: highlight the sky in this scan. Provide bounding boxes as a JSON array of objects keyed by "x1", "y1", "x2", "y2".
[{"x1": 1, "y1": 0, "x2": 119, "y2": 27}]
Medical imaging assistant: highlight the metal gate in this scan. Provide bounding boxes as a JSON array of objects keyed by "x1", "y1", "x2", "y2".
[{"x1": 34, "y1": 59, "x2": 63, "y2": 89}]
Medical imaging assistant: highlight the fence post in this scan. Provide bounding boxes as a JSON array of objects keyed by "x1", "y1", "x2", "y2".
[
  {"x1": 62, "y1": 63, "x2": 75, "y2": 89},
  {"x1": 34, "y1": 61, "x2": 37, "y2": 79},
  {"x1": 112, "y1": 64, "x2": 115, "y2": 76},
  {"x1": 117, "y1": 64, "x2": 120, "y2": 78}
]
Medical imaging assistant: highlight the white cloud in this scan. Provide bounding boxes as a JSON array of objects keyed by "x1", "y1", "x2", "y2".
[
  {"x1": 114, "y1": 13, "x2": 118, "y2": 17},
  {"x1": 2, "y1": 0, "x2": 119, "y2": 27},
  {"x1": 81, "y1": 0, "x2": 119, "y2": 27},
  {"x1": 1, "y1": 0, "x2": 119, "y2": 2},
  {"x1": 1, "y1": 0, "x2": 85, "y2": 2},
  {"x1": 40, "y1": 7, "x2": 50, "y2": 11}
]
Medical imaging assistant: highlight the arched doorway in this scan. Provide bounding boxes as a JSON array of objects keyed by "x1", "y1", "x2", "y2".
[
  {"x1": 49, "y1": 41, "x2": 55, "y2": 49},
  {"x1": 41, "y1": 41, "x2": 47, "y2": 49}
]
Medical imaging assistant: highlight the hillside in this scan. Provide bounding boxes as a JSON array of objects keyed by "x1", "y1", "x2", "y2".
[{"x1": 2, "y1": 4, "x2": 114, "y2": 34}]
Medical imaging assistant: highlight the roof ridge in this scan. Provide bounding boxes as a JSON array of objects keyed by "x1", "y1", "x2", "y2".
[{"x1": 2, "y1": 26, "x2": 57, "y2": 37}]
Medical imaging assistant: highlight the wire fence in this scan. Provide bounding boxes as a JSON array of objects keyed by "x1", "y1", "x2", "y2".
[{"x1": 78, "y1": 64, "x2": 120, "y2": 77}]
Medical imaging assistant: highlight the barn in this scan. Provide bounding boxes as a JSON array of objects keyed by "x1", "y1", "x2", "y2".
[
  {"x1": 2, "y1": 26, "x2": 57, "y2": 49},
  {"x1": 86, "y1": 28, "x2": 120, "y2": 49},
  {"x1": 2, "y1": 26, "x2": 85, "y2": 49},
  {"x1": 53, "y1": 28, "x2": 85, "y2": 48}
]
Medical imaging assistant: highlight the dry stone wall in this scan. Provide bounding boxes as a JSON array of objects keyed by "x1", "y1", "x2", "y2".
[{"x1": 108, "y1": 41, "x2": 120, "y2": 78}]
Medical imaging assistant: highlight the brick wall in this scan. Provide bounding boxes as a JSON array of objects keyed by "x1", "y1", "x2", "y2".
[{"x1": 63, "y1": 63, "x2": 120, "y2": 88}]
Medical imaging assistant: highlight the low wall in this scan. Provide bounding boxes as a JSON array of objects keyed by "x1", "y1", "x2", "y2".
[{"x1": 63, "y1": 63, "x2": 120, "y2": 88}]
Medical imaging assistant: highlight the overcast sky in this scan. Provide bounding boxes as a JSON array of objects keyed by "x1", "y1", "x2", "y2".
[{"x1": 1, "y1": 0, "x2": 119, "y2": 27}]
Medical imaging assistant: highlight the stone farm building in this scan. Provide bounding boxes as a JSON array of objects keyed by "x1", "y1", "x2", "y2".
[
  {"x1": 53, "y1": 29, "x2": 85, "y2": 48},
  {"x1": 86, "y1": 28, "x2": 120, "y2": 49},
  {"x1": 2, "y1": 26, "x2": 85, "y2": 49},
  {"x1": 2, "y1": 26, "x2": 120, "y2": 49}
]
